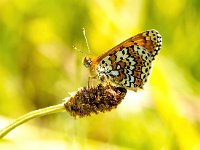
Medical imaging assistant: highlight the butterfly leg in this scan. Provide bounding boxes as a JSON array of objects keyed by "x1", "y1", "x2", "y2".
[
  {"x1": 87, "y1": 75, "x2": 98, "y2": 89},
  {"x1": 99, "y1": 74, "x2": 114, "y2": 89}
]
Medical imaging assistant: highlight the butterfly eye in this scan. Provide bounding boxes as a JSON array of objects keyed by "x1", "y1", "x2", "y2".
[{"x1": 83, "y1": 56, "x2": 92, "y2": 68}]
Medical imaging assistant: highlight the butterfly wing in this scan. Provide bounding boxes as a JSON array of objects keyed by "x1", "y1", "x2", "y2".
[
  {"x1": 97, "y1": 29, "x2": 162, "y2": 61},
  {"x1": 94, "y1": 29, "x2": 162, "y2": 91}
]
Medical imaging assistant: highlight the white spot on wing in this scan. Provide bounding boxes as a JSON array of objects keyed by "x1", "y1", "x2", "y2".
[
  {"x1": 130, "y1": 76, "x2": 134, "y2": 82},
  {"x1": 110, "y1": 70, "x2": 119, "y2": 76},
  {"x1": 100, "y1": 56, "x2": 111, "y2": 66},
  {"x1": 116, "y1": 48, "x2": 129, "y2": 62}
]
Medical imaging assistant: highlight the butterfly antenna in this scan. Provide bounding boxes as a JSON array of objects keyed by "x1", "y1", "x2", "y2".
[
  {"x1": 82, "y1": 27, "x2": 91, "y2": 54},
  {"x1": 73, "y1": 45, "x2": 84, "y2": 54}
]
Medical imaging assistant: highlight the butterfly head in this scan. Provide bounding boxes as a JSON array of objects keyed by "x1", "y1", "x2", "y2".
[{"x1": 83, "y1": 56, "x2": 93, "y2": 68}]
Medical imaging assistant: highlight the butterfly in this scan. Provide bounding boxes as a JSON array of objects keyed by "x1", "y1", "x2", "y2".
[{"x1": 83, "y1": 29, "x2": 162, "y2": 92}]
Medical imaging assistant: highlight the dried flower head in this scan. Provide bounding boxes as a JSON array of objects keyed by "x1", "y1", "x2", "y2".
[{"x1": 64, "y1": 84, "x2": 127, "y2": 118}]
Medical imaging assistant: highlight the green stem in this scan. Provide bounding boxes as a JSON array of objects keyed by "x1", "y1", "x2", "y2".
[{"x1": 0, "y1": 103, "x2": 66, "y2": 139}]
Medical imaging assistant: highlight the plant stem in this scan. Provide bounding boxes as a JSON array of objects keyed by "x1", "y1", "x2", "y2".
[{"x1": 0, "y1": 103, "x2": 66, "y2": 139}]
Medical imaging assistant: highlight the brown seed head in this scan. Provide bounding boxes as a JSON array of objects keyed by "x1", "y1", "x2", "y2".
[{"x1": 64, "y1": 84, "x2": 127, "y2": 118}]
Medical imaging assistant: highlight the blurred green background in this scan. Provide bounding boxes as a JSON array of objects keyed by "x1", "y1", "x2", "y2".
[{"x1": 0, "y1": 0, "x2": 200, "y2": 149}]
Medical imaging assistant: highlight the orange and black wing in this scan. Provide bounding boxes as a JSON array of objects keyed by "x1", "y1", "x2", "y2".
[
  {"x1": 93, "y1": 29, "x2": 162, "y2": 91},
  {"x1": 97, "y1": 29, "x2": 162, "y2": 62}
]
